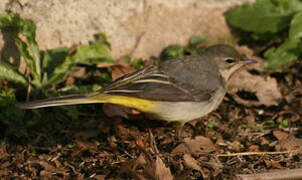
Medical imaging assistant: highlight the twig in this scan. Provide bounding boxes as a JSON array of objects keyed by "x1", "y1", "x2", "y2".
[
  {"x1": 216, "y1": 149, "x2": 302, "y2": 157},
  {"x1": 236, "y1": 168, "x2": 302, "y2": 180}
]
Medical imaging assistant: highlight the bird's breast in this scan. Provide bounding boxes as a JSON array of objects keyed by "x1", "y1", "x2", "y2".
[{"x1": 151, "y1": 86, "x2": 227, "y2": 123}]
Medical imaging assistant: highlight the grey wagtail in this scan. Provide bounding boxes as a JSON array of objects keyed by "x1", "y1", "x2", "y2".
[{"x1": 18, "y1": 44, "x2": 256, "y2": 132}]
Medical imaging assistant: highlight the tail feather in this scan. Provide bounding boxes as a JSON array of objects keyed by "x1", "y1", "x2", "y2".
[
  {"x1": 18, "y1": 94, "x2": 101, "y2": 109},
  {"x1": 18, "y1": 93, "x2": 155, "y2": 113}
]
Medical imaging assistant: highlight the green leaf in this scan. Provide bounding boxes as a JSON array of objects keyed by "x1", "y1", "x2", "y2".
[
  {"x1": 0, "y1": 13, "x2": 41, "y2": 87},
  {"x1": 189, "y1": 35, "x2": 207, "y2": 46},
  {"x1": 122, "y1": 56, "x2": 131, "y2": 63},
  {"x1": 0, "y1": 89, "x2": 24, "y2": 120},
  {"x1": 264, "y1": 39, "x2": 302, "y2": 71},
  {"x1": 208, "y1": 119, "x2": 216, "y2": 130},
  {"x1": 289, "y1": 11, "x2": 302, "y2": 40},
  {"x1": 14, "y1": 37, "x2": 36, "y2": 76},
  {"x1": 122, "y1": 56, "x2": 145, "y2": 70},
  {"x1": 68, "y1": 42, "x2": 113, "y2": 66},
  {"x1": 0, "y1": 13, "x2": 22, "y2": 30},
  {"x1": 131, "y1": 58, "x2": 144, "y2": 70},
  {"x1": 226, "y1": 0, "x2": 302, "y2": 34},
  {"x1": 0, "y1": 61, "x2": 27, "y2": 85},
  {"x1": 49, "y1": 42, "x2": 114, "y2": 85},
  {"x1": 160, "y1": 45, "x2": 184, "y2": 60},
  {"x1": 41, "y1": 47, "x2": 69, "y2": 86},
  {"x1": 0, "y1": 89, "x2": 16, "y2": 105},
  {"x1": 279, "y1": 119, "x2": 288, "y2": 128},
  {"x1": 250, "y1": 32, "x2": 281, "y2": 42},
  {"x1": 42, "y1": 47, "x2": 69, "y2": 75},
  {"x1": 95, "y1": 33, "x2": 111, "y2": 50}
]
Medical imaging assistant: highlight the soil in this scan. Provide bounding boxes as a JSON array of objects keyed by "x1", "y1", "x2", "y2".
[{"x1": 0, "y1": 61, "x2": 302, "y2": 179}]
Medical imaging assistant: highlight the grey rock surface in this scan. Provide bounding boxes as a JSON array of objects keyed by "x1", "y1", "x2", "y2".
[{"x1": 0, "y1": 0, "x2": 251, "y2": 60}]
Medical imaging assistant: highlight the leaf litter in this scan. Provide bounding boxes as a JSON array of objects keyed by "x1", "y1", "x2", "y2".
[{"x1": 1, "y1": 47, "x2": 302, "y2": 179}]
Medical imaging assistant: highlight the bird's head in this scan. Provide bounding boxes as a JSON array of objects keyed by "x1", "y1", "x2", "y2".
[{"x1": 204, "y1": 44, "x2": 257, "y2": 81}]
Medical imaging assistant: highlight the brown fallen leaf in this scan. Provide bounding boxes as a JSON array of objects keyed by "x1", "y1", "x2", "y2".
[
  {"x1": 97, "y1": 62, "x2": 116, "y2": 68},
  {"x1": 276, "y1": 135, "x2": 302, "y2": 151},
  {"x1": 272, "y1": 130, "x2": 288, "y2": 141},
  {"x1": 97, "y1": 59, "x2": 135, "y2": 80},
  {"x1": 229, "y1": 46, "x2": 282, "y2": 106},
  {"x1": 229, "y1": 70, "x2": 281, "y2": 106},
  {"x1": 65, "y1": 67, "x2": 87, "y2": 86},
  {"x1": 144, "y1": 156, "x2": 173, "y2": 180},
  {"x1": 248, "y1": 145, "x2": 259, "y2": 152},
  {"x1": 172, "y1": 136, "x2": 216, "y2": 154},
  {"x1": 183, "y1": 154, "x2": 202, "y2": 171},
  {"x1": 93, "y1": 175, "x2": 106, "y2": 180},
  {"x1": 285, "y1": 87, "x2": 302, "y2": 103},
  {"x1": 109, "y1": 63, "x2": 136, "y2": 80},
  {"x1": 30, "y1": 160, "x2": 68, "y2": 177},
  {"x1": 71, "y1": 141, "x2": 98, "y2": 157}
]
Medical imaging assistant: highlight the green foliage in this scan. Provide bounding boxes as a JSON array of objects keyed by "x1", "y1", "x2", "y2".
[
  {"x1": 0, "y1": 13, "x2": 209, "y2": 137},
  {"x1": 0, "y1": 13, "x2": 117, "y2": 134},
  {"x1": 161, "y1": 45, "x2": 185, "y2": 60},
  {"x1": 226, "y1": 0, "x2": 302, "y2": 33},
  {"x1": 189, "y1": 35, "x2": 207, "y2": 46},
  {"x1": 264, "y1": 39, "x2": 302, "y2": 70},
  {"x1": 160, "y1": 35, "x2": 207, "y2": 60},
  {"x1": 208, "y1": 119, "x2": 216, "y2": 130},
  {"x1": 0, "y1": 13, "x2": 40, "y2": 86},
  {"x1": 278, "y1": 119, "x2": 288, "y2": 129},
  {"x1": 122, "y1": 56, "x2": 145, "y2": 70},
  {"x1": 49, "y1": 42, "x2": 114, "y2": 85},
  {"x1": 226, "y1": 0, "x2": 302, "y2": 71},
  {"x1": 94, "y1": 32, "x2": 112, "y2": 50},
  {"x1": 0, "y1": 13, "x2": 115, "y2": 94},
  {"x1": 131, "y1": 58, "x2": 144, "y2": 70},
  {"x1": 0, "y1": 61, "x2": 27, "y2": 85},
  {"x1": 0, "y1": 89, "x2": 23, "y2": 123}
]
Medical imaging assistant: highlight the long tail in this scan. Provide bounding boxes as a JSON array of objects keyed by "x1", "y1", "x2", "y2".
[
  {"x1": 17, "y1": 93, "x2": 156, "y2": 112},
  {"x1": 17, "y1": 93, "x2": 104, "y2": 109}
]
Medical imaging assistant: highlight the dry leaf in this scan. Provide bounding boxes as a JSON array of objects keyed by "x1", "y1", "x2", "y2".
[
  {"x1": 30, "y1": 160, "x2": 68, "y2": 176},
  {"x1": 93, "y1": 175, "x2": 106, "y2": 180},
  {"x1": 172, "y1": 136, "x2": 216, "y2": 154},
  {"x1": 277, "y1": 135, "x2": 302, "y2": 151},
  {"x1": 109, "y1": 63, "x2": 136, "y2": 80},
  {"x1": 229, "y1": 46, "x2": 282, "y2": 106},
  {"x1": 273, "y1": 130, "x2": 288, "y2": 141},
  {"x1": 97, "y1": 62, "x2": 116, "y2": 68},
  {"x1": 72, "y1": 141, "x2": 97, "y2": 157},
  {"x1": 183, "y1": 154, "x2": 201, "y2": 171},
  {"x1": 229, "y1": 70, "x2": 281, "y2": 106},
  {"x1": 144, "y1": 156, "x2": 173, "y2": 180},
  {"x1": 248, "y1": 145, "x2": 259, "y2": 152}
]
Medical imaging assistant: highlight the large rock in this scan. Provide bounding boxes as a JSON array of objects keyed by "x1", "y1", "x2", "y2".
[{"x1": 0, "y1": 0, "x2": 251, "y2": 60}]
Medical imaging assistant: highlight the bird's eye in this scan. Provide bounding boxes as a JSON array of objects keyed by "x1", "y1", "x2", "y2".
[{"x1": 225, "y1": 59, "x2": 235, "y2": 63}]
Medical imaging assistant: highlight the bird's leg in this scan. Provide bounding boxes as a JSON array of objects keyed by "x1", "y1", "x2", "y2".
[
  {"x1": 175, "y1": 122, "x2": 195, "y2": 155},
  {"x1": 175, "y1": 122, "x2": 186, "y2": 141}
]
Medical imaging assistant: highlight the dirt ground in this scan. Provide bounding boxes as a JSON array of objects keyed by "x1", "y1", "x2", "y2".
[{"x1": 0, "y1": 58, "x2": 302, "y2": 179}]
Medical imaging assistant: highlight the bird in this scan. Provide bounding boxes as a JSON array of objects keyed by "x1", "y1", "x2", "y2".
[{"x1": 18, "y1": 44, "x2": 256, "y2": 135}]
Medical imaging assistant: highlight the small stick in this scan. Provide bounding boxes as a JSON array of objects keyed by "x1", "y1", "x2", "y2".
[
  {"x1": 216, "y1": 149, "x2": 302, "y2": 157},
  {"x1": 236, "y1": 168, "x2": 302, "y2": 180}
]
